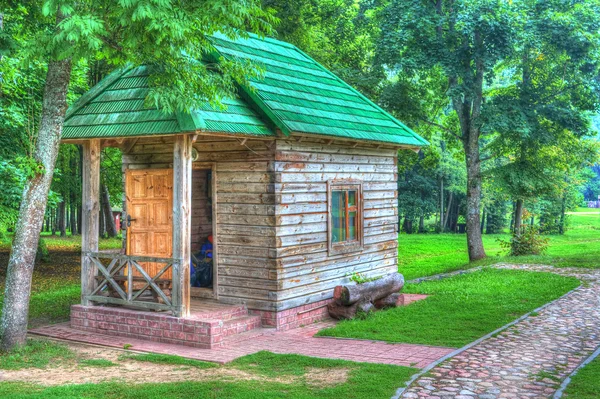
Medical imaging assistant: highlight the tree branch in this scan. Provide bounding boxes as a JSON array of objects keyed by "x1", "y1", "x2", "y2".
[{"x1": 419, "y1": 119, "x2": 462, "y2": 140}]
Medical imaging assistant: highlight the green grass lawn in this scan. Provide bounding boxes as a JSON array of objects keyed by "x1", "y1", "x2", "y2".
[
  {"x1": 0, "y1": 340, "x2": 416, "y2": 399},
  {"x1": 317, "y1": 268, "x2": 580, "y2": 347},
  {"x1": 563, "y1": 356, "x2": 600, "y2": 399},
  {"x1": 399, "y1": 208, "x2": 600, "y2": 280}
]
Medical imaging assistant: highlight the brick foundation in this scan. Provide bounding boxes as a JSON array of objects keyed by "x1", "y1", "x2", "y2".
[
  {"x1": 249, "y1": 299, "x2": 334, "y2": 331},
  {"x1": 70, "y1": 305, "x2": 260, "y2": 349}
]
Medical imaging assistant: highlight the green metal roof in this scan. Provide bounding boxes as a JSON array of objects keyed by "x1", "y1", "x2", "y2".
[{"x1": 63, "y1": 33, "x2": 427, "y2": 147}]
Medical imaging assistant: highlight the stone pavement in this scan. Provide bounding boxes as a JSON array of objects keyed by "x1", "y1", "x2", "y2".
[
  {"x1": 31, "y1": 319, "x2": 453, "y2": 368},
  {"x1": 400, "y1": 264, "x2": 600, "y2": 399}
]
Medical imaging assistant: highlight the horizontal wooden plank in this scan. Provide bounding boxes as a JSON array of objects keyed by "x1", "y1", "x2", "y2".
[
  {"x1": 218, "y1": 225, "x2": 276, "y2": 237},
  {"x1": 217, "y1": 193, "x2": 276, "y2": 204},
  {"x1": 276, "y1": 241, "x2": 397, "y2": 268},
  {"x1": 275, "y1": 150, "x2": 395, "y2": 165},
  {"x1": 275, "y1": 182, "x2": 397, "y2": 193},
  {"x1": 218, "y1": 275, "x2": 278, "y2": 290},
  {"x1": 276, "y1": 213, "x2": 327, "y2": 226},
  {"x1": 280, "y1": 257, "x2": 396, "y2": 290},
  {"x1": 216, "y1": 161, "x2": 272, "y2": 172},
  {"x1": 274, "y1": 162, "x2": 395, "y2": 173},
  {"x1": 279, "y1": 249, "x2": 396, "y2": 279},
  {"x1": 217, "y1": 214, "x2": 276, "y2": 226},
  {"x1": 277, "y1": 172, "x2": 395, "y2": 183},
  {"x1": 218, "y1": 204, "x2": 276, "y2": 216},
  {"x1": 219, "y1": 266, "x2": 277, "y2": 280},
  {"x1": 217, "y1": 172, "x2": 274, "y2": 184},
  {"x1": 216, "y1": 182, "x2": 276, "y2": 194},
  {"x1": 277, "y1": 232, "x2": 326, "y2": 248},
  {"x1": 276, "y1": 140, "x2": 397, "y2": 157},
  {"x1": 217, "y1": 234, "x2": 276, "y2": 248},
  {"x1": 218, "y1": 245, "x2": 276, "y2": 258}
]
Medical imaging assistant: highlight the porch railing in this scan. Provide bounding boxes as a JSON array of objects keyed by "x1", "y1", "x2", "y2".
[{"x1": 82, "y1": 251, "x2": 182, "y2": 315}]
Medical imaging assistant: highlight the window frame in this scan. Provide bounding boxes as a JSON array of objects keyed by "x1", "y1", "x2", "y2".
[{"x1": 327, "y1": 179, "x2": 364, "y2": 255}]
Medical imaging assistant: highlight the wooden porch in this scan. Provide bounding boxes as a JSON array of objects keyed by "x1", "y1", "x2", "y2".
[{"x1": 80, "y1": 135, "x2": 195, "y2": 318}]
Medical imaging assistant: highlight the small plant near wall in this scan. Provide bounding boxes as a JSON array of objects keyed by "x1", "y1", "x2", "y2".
[
  {"x1": 348, "y1": 272, "x2": 381, "y2": 284},
  {"x1": 498, "y1": 225, "x2": 549, "y2": 256}
]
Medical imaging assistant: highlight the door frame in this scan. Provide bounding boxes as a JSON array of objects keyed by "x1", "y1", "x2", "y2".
[{"x1": 191, "y1": 162, "x2": 218, "y2": 299}]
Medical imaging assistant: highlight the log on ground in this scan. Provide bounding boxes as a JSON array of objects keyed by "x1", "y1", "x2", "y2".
[{"x1": 333, "y1": 272, "x2": 404, "y2": 306}]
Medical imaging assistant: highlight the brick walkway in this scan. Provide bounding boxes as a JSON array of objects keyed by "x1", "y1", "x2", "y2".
[
  {"x1": 400, "y1": 264, "x2": 600, "y2": 399},
  {"x1": 31, "y1": 320, "x2": 452, "y2": 368}
]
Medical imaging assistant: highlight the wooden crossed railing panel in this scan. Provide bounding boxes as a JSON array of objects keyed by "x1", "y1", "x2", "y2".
[{"x1": 83, "y1": 252, "x2": 181, "y2": 314}]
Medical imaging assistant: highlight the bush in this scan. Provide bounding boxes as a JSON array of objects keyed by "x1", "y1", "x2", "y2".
[
  {"x1": 498, "y1": 225, "x2": 549, "y2": 256},
  {"x1": 36, "y1": 238, "x2": 50, "y2": 263}
]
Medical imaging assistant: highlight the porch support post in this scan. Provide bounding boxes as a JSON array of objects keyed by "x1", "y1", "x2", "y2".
[
  {"x1": 172, "y1": 134, "x2": 192, "y2": 317},
  {"x1": 81, "y1": 139, "x2": 101, "y2": 306}
]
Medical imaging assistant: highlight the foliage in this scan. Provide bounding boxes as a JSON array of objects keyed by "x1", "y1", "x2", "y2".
[
  {"x1": 318, "y1": 269, "x2": 579, "y2": 347},
  {"x1": 347, "y1": 272, "x2": 380, "y2": 284},
  {"x1": 498, "y1": 226, "x2": 549, "y2": 257},
  {"x1": 35, "y1": 238, "x2": 49, "y2": 263}
]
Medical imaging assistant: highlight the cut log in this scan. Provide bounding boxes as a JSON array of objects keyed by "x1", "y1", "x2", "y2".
[
  {"x1": 373, "y1": 293, "x2": 403, "y2": 309},
  {"x1": 327, "y1": 299, "x2": 376, "y2": 320},
  {"x1": 335, "y1": 272, "x2": 404, "y2": 306}
]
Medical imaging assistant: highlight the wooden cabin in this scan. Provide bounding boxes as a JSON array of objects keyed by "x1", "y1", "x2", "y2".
[{"x1": 63, "y1": 33, "x2": 427, "y2": 347}]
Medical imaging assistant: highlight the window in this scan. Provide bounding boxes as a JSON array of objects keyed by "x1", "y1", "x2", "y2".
[{"x1": 328, "y1": 180, "x2": 363, "y2": 254}]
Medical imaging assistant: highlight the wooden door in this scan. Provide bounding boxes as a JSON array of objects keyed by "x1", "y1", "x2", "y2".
[{"x1": 126, "y1": 169, "x2": 173, "y2": 279}]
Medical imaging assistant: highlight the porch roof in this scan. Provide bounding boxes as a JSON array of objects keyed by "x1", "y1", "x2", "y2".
[{"x1": 63, "y1": 33, "x2": 428, "y2": 147}]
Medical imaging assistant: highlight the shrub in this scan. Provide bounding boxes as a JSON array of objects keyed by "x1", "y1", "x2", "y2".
[
  {"x1": 36, "y1": 238, "x2": 50, "y2": 263},
  {"x1": 348, "y1": 272, "x2": 380, "y2": 284},
  {"x1": 498, "y1": 225, "x2": 549, "y2": 256}
]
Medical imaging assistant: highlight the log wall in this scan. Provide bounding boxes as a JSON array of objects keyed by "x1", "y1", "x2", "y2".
[
  {"x1": 121, "y1": 134, "x2": 400, "y2": 313},
  {"x1": 273, "y1": 138, "x2": 399, "y2": 311}
]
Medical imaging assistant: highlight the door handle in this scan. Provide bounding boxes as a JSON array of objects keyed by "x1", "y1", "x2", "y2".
[{"x1": 126, "y1": 215, "x2": 136, "y2": 227}]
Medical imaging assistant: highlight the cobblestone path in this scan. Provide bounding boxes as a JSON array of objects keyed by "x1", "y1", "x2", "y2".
[{"x1": 400, "y1": 264, "x2": 600, "y2": 399}]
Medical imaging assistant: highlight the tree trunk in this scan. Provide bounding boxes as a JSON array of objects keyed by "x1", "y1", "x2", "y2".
[
  {"x1": 443, "y1": 191, "x2": 453, "y2": 230},
  {"x1": 480, "y1": 207, "x2": 486, "y2": 234},
  {"x1": 99, "y1": 206, "x2": 106, "y2": 239},
  {"x1": 0, "y1": 56, "x2": 72, "y2": 351},
  {"x1": 463, "y1": 130, "x2": 486, "y2": 260},
  {"x1": 559, "y1": 190, "x2": 567, "y2": 235},
  {"x1": 439, "y1": 178, "x2": 444, "y2": 231},
  {"x1": 514, "y1": 199, "x2": 524, "y2": 234},
  {"x1": 101, "y1": 184, "x2": 117, "y2": 238},
  {"x1": 51, "y1": 208, "x2": 56, "y2": 235},
  {"x1": 58, "y1": 201, "x2": 66, "y2": 237},
  {"x1": 418, "y1": 215, "x2": 425, "y2": 233},
  {"x1": 69, "y1": 196, "x2": 77, "y2": 235}
]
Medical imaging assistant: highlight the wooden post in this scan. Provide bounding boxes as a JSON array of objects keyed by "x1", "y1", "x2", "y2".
[
  {"x1": 81, "y1": 139, "x2": 101, "y2": 306},
  {"x1": 172, "y1": 135, "x2": 192, "y2": 317}
]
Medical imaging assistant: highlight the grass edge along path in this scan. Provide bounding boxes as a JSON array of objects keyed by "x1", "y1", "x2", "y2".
[
  {"x1": 0, "y1": 346, "x2": 417, "y2": 399},
  {"x1": 317, "y1": 268, "x2": 580, "y2": 348},
  {"x1": 556, "y1": 346, "x2": 600, "y2": 399}
]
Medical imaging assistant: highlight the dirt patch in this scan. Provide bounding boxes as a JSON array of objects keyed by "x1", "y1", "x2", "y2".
[
  {"x1": 0, "y1": 341, "x2": 341, "y2": 388},
  {"x1": 305, "y1": 367, "x2": 350, "y2": 387}
]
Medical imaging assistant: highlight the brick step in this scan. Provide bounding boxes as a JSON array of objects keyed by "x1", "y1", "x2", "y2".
[
  {"x1": 221, "y1": 326, "x2": 271, "y2": 346},
  {"x1": 220, "y1": 315, "x2": 262, "y2": 339},
  {"x1": 189, "y1": 304, "x2": 248, "y2": 321}
]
